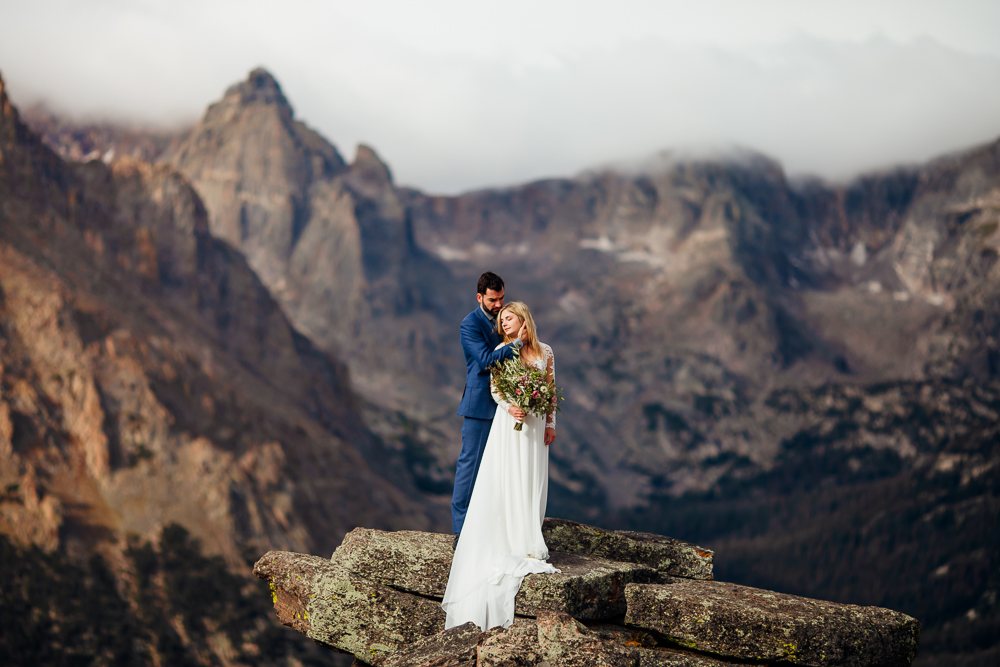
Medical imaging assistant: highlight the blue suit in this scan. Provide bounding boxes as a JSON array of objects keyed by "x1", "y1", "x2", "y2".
[{"x1": 452, "y1": 306, "x2": 515, "y2": 533}]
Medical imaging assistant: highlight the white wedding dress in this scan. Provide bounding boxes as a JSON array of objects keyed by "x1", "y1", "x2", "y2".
[{"x1": 441, "y1": 342, "x2": 560, "y2": 631}]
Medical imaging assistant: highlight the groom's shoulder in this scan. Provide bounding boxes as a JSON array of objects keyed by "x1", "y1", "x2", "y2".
[{"x1": 461, "y1": 308, "x2": 483, "y2": 327}]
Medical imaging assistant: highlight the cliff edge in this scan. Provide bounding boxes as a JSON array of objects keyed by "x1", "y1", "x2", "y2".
[{"x1": 254, "y1": 518, "x2": 920, "y2": 667}]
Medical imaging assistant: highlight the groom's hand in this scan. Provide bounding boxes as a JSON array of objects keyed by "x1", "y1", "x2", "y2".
[{"x1": 518, "y1": 323, "x2": 529, "y2": 342}]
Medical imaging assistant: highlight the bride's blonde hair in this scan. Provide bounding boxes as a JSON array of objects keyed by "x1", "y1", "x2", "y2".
[{"x1": 497, "y1": 302, "x2": 543, "y2": 359}]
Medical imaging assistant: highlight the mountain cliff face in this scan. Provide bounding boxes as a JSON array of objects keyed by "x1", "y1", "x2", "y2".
[
  {"x1": 171, "y1": 70, "x2": 463, "y2": 421},
  {"x1": 1, "y1": 70, "x2": 451, "y2": 663},
  {"x1": 398, "y1": 140, "x2": 1000, "y2": 667},
  {"x1": 11, "y1": 68, "x2": 1000, "y2": 665},
  {"x1": 399, "y1": 144, "x2": 998, "y2": 512},
  {"x1": 1, "y1": 69, "x2": 448, "y2": 557}
]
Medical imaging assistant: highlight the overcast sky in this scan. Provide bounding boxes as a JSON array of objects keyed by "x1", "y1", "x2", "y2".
[{"x1": 2, "y1": 0, "x2": 1000, "y2": 193}]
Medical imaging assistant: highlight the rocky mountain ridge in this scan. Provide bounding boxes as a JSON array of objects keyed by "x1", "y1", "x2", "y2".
[
  {"x1": 170, "y1": 69, "x2": 463, "y2": 416},
  {"x1": 146, "y1": 69, "x2": 1000, "y2": 515},
  {"x1": 24, "y1": 70, "x2": 999, "y2": 510},
  {"x1": 9, "y1": 67, "x2": 1000, "y2": 665}
]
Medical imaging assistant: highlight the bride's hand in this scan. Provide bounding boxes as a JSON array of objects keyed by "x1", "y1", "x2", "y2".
[
  {"x1": 509, "y1": 406, "x2": 525, "y2": 421},
  {"x1": 544, "y1": 428, "x2": 556, "y2": 446}
]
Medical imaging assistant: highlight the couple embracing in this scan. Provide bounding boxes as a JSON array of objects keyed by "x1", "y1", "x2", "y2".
[{"x1": 442, "y1": 271, "x2": 560, "y2": 632}]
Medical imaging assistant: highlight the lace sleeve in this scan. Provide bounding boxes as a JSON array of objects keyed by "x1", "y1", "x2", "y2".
[
  {"x1": 491, "y1": 378, "x2": 513, "y2": 415},
  {"x1": 490, "y1": 342, "x2": 513, "y2": 415},
  {"x1": 544, "y1": 344, "x2": 556, "y2": 429}
]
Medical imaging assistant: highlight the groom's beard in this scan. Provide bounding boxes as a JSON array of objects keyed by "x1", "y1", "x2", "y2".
[{"x1": 481, "y1": 304, "x2": 499, "y2": 321}]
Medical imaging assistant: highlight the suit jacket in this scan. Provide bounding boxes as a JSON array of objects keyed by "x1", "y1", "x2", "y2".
[{"x1": 457, "y1": 306, "x2": 515, "y2": 419}]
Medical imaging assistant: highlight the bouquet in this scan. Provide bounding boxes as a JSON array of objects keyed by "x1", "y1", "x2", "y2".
[{"x1": 491, "y1": 349, "x2": 564, "y2": 431}]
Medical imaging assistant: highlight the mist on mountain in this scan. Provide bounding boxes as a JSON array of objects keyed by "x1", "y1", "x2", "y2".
[{"x1": 4, "y1": 1, "x2": 1000, "y2": 193}]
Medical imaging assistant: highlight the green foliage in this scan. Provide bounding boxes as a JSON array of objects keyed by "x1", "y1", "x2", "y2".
[{"x1": 491, "y1": 349, "x2": 563, "y2": 429}]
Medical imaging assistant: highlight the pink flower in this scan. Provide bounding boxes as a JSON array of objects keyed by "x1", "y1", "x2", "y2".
[
  {"x1": 516, "y1": 389, "x2": 522, "y2": 395},
  {"x1": 532, "y1": 391, "x2": 539, "y2": 399}
]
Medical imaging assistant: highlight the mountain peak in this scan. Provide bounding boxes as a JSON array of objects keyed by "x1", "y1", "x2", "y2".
[
  {"x1": 350, "y1": 144, "x2": 393, "y2": 186},
  {"x1": 223, "y1": 67, "x2": 291, "y2": 111}
]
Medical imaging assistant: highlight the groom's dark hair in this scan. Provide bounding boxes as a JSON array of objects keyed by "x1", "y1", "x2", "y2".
[{"x1": 477, "y1": 271, "x2": 504, "y2": 295}]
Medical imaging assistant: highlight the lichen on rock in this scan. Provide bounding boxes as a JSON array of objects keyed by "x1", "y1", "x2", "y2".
[
  {"x1": 542, "y1": 518, "x2": 714, "y2": 581},
  {"x1": 254, "y1": 522, "x2": 920, "y2": 667},
  {"x1": 254, "y1": 549, "x2": 446, "y2": 665},
  {"x1": 624, "y1": 579, "x2": 921, "y2": 667}
]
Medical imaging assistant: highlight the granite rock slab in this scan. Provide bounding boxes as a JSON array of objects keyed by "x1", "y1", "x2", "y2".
[
  {"x1": 382, "y1": 622, "x2": 501, "y2": 667},
  {"x1": 542, "y1": 518, "x2": 714, "y2": 580},
  {"x1": 536, "y1": 610, "x2": 642, "y2": 667},
  {"x1": 335, "y1": 526, "x2": 660, "y2": 620},
  {"x1": 624, "y1": 579, "x2": 921, "y2": 667},
  {"x1": 635, "y1": 647, "x2": 745, "y2": 666},
  {"x1": 476, "y1": 618, "x2": 544, "y2": 667},
  {"x1": 518, "y1": 551, "x2": 658, "y2": 619},
  {"x1": 253, "y1": 550, "x2": 446, "y2": 666},
  {"x1": 335, "y1": 527, "x2": 454, "y2": 596}
]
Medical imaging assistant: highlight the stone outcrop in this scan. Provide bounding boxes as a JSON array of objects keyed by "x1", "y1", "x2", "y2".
[
  {"x1": 624, "y1": 579, "x2": 921, "y2": 667},
  {"x1": 254, "y1": 550, "x2": 446, "y2": 665},
  {"x1": 336, "y1": 527, "x2": 455, "y2": 597},
  {"x1": 254, "y1": 520, "x2": 920, "y2": 667},
  {"x1": 542, "y1": 518, "x2": 714, "y2": 580},
  {"x1": 382, "y1": 622, "x2": 499, "y2": 667},
  {"x1": 516, "y1": 551, "x2": 657, "y2": 619},
  {"x1": 334, "y1": 520, "x2": 709, "y2": 619}
]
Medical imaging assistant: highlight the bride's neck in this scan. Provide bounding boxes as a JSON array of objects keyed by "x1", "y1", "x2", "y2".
[{"x1": 519, "y1": 341, "x2": 540, "y2": 358}]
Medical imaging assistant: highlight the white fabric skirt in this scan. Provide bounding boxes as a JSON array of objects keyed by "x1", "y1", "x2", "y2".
[{"x1": 441, "y1": 408, "x2": 559, "y2": 631}]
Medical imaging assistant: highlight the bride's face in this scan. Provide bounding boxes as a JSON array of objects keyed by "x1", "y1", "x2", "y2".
[{"x1": 500, "y1": 310, "x2": 522, "y2": 337}]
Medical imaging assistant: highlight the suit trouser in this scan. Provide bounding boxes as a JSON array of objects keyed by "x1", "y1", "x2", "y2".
[{"x1": 451, "y1": 416, "x2": 492, "y2": 534}]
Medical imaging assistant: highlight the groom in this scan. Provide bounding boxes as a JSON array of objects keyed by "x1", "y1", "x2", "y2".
[{"x1": 452, "y1": 271, "x2": 527, "y2": 547}]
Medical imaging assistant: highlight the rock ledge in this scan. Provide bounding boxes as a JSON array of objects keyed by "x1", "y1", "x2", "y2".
[{"x1": 253, "y1": 518, "x2": 919, "y2": 666}]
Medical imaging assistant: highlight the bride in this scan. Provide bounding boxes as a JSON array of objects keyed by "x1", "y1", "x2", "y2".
[{"x1": 441, "y1": 301, "x2": 560, "y2": 631}]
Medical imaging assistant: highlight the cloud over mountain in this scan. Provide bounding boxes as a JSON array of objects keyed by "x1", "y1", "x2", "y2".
[{"x1": 2, "y1": 1, "x2": 1000, "y2": 193}]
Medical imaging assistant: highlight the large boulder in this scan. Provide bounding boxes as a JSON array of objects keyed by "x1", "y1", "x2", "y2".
[
  {"x1": 585, "y1": 625, "x2": 744, "y2": 666},
  {"x1": 380, "y1": 616, "x2": 740, "y2": 667},
  {"x1": 468, "y1": 612, "x2": 739, "y2": 667},
  {"x1": 543, "y1": 518, "x2": 714, "y2": 580},
  {"x1": 476, "y1": 618, "x2": 544, "y2": 667},
  {"x1": 535, "y1": 611, "x2": 647, "y2": 667},
  {"x1": 473, "y1": 613, "x2": 638, "y2": 667},
  {"x1": 336, "y1": 527, "x2": 454, "y2": 596},
  {"x1": 253, "y1": 550, "x2": 445, "y2": 665},
  {"x1": 382, "y1": 622, "x2": 501, "y2": 667},
  {"x1": 624, "y1": 579, "x2": 921, "y2": 667},
  {"x1": 519, "y1": 551, "x2": 657, "y2": 619},
  {"x1": 255, "y1": 524, "x2": 920, "y2": 667},
  {"x1": 335, "y1": 526, "x2": 660, "y2": 619}
]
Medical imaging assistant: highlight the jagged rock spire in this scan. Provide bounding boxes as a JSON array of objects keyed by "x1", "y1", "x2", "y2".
[
  {"x1": 222, "y1": 67, "x2": 293, "y2": 111},
  {"x1": 351, "y1": 143, "x2": 394, "y2": 187}
]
